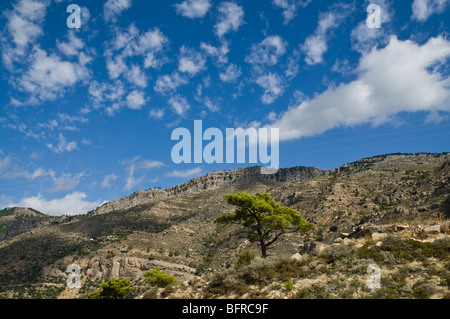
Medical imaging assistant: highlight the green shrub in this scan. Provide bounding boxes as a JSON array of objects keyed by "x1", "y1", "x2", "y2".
[
  {"x1": 285, "y1": 279, "x2": 294, "y2": 291},
  {"x1": 88, "y1": 278, "x2": 133, "y2": 299},
  {"x1": 106, "y1": 251, "x2": 115, "y2": 259},
  {"x1": 294, "y1": 284, "x2": 330, "y2": 299},
  {"x1": 412, "y1": 282, "x2": 435, "y2": 299},
  {"x1": 236, "y1": 249, "x2": 257, "y2": 268},
  {"x1": 144, "y1": 268, "x2": 178, "y2": 288},
  {"x1": 374, "y1": 287, "x2": 399, "y2": 299}
]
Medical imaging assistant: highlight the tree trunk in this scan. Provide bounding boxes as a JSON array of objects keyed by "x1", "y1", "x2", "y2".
[{"x1": 260, "y1": 240, "x2": 267, "y2": 258}]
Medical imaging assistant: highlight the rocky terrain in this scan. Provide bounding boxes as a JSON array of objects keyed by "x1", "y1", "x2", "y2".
[{"x1": 0, "y1": 153, "x2": 449, "y2": 299}]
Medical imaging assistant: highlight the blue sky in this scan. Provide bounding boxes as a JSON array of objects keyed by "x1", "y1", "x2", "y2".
[{"x1": 0, "y1": 0, "x2": 449, "y2": 215}]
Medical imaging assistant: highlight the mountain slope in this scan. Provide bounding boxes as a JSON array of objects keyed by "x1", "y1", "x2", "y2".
[{"x1": 0, "y1": 153, "x2": 449, "y2": 299}]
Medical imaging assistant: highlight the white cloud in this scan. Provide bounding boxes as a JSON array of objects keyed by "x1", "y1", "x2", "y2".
[
  {"x1": 101, "y1": 174, "x2": 118, "y2": 188},
  {"x1": 203, "y1": 97, "x2": 220, "y2": 112},
  {"x1": 8, "y1": 192, "x2": 102, "y2": 216},
  {"x1": 201, "y1": 41, "x2": 229, "y2": 64},
  {"x1": 265, "y1": 36, "x2": 450, "y2": 141},
  {"x1": 125, "y1": 64, "x2": 148, "y2": 88},
  {"x1": 0, "y1": 157, "x2": 12, "y2": 175},
  {"x1": 88, "y1": 80, "x2": 126, "y2": 115},
  {"x1": 141, "y1": 160, "x2": 164, "y2": 170},
  {"x1": 351, "y1": 0, "x2": 392, "y2": 52},
  {"x1": 178, "y1": 46, "x2": 207, "y2": 76},
  {"x1": 246, "y1": 35, "x2": 287, "y2": 72},
  {"x1": 303, "y1": 4, "x2": 352, "y2": 65},
  {"x1": 49, "y1": 172, "x2": 84, "y2": 192},
  {"x1": 412, "y1": 0, "x2": 449, "y2": 21},
  {"x1": 168, "y1": 95, "x2": 190, "y2": 116},
  {"x1": 165, "y1": 167, "x2": 203, "y2": 178},
  {"x1": 272, "y1": 0, "x2": 311, "y2": 24},
  {"x1": 256, "y1": 73, "x2": 285, "y2": 104},
  {"x1": 123, "y1": 157, "x2": 163, "y2": 191},
  {"x1": 15, "y1": 46, "x2": 91, "y2": 104},
  {"x1": 46, "y1": 133, "x2": 78, "y2": 153},
  {"x1": 108, "y1": 26, "x2": 169, "y2": 70},
  {"x1": 126, "y1": 90, "x2": 146, "y2": 110},
  {"x1": 219, "y1": 63, "x2": 242, "y2": 82},
  {"x1": 57, "y1": 33, "x2": 85, "y2": 57},
  {"x1": 2, "y1": 0, "x2": 50, "y2": 68},
  {"x1": 331, "y1": 58, "x2": 353, "y2": 76},
  {"x1": 104, "y1": 0, "x2": 133, "y2": 22},
  {"x1": 149, "y1": 108, "x2": 165, "y2": 119},
  {"x1": 284, "y1": 49, "x2": 301, "y2": 80},
  {"x1": 175, "y1": 0, "x2": 211, "y2": 19},
  {"x1": 215, "y1": 2, "x2": 245, "y2": 38},
  {"x1": 154, "y1": 72, "x2": 189, "y2": 93},
  {"x1": 106, "y1": 56, "x2": 128, "y2": 79}
]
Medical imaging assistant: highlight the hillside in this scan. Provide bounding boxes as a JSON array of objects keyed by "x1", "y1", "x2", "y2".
[{"x1": 0, "y1": 153, "x2": 449, "y2": 299}]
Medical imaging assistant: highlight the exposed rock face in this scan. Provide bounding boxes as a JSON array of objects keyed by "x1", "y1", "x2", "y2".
[
  {"x1": 44, "y1": 256, "x2": 195, "y2": 283},
  {"x1": 89, "y1": 166, "x2": 320, "y2": 216},
  {"x1": 348, "y1": 224, "x2": 410, "y2": 239},
  {"x1": 442, "y1": 196, "x2": 450, "y2": 218}
]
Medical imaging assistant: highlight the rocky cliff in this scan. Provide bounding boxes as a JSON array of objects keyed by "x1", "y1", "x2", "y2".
[{"x1": 89, "y1": 165, "x2": 320, "y2": 216}]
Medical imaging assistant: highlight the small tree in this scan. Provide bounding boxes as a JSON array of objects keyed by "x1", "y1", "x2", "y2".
[
  {"x1": 88, "y1": 278, "x2": 133, "y2": 299},
  {"x1": 216, "y1": 193, "x2": 314, "y2": 258},
  {"x1": 144, "y1": 268, "x2": 178, "y2": 288}
]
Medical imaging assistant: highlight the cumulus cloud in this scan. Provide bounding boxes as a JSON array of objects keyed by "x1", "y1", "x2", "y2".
[
  {"x1": 126, "y1": 90, "x2": 146, "y2": 110},
  {"x1": 105, "y1": 26, "x2": 169, "y2": 78},
  {"x1": 272, "y1": 0, "x2": 311, "y2": 24},
  {"x1": 125, "y1": 65, "x2": 148, "y2": 88},
  {"x1": 88, "y1": 80, "x2": 126, "y2": 115},
  {"x1": 101, "y1": 174, "x2": 118, "y2": 188},
  {"x1": 178, "y1": 46, "x2": 207, "y2": 76},
  {"x1": 104, "y1": 0, "x2": 133, "y2": 22},
  {"x1": 46, "y1": 133, "x2": 78, "y2": 153},
  {"x1": 246, "y1": 35, "x2": 288, "y2": 72},
  {"x1": 303, "y1": 4, "x2": 352, "y2": 65},
  {"x1": 351, "y1": 0, "x2": 392, "y2": 52},
  {"x1": 2, "y1": 0, "x2": 50, "y2": 68},
  {"x1": 175, "y1": 0, "x2": 211, "y2": 19},
  {"x1": 154, "y1": 72, "x2": 189, "y2": 94},
  {"x1": 412, "y1": 0, "x2": 449, "y2": 21},
  {"x1": 165, "y1": 167, "x2": 203, "y2": 178},
  {"x1": 168, "y1": 95, "x2": 190, "y2": 116},
  {"x1": 12, "y1": 45, "x2": 91, "y2": 104},
  {"x1": 265, "y1": 36, "x2": 450, "y2": 141},
  {"x1": 214, "y1": 2, "x2": 245, "y2": 38},
  {"x1": 123, "y1": 157, "x2": 163, "y2": 191},
  {"x1": 6, "y1": 192, "x2": 102, "y2": 216},
  {"x1": 201, "y1": 41, "x2": 229, "y2": 65},
  {"x1": 256, "y1": 73, "x2": 285, "y2": 104},
  {"x1": 219, "y1": 63, "x2": 242, "y2": 82}
]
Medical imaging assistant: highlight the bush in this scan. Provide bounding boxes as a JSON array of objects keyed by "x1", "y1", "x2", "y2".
[
  {"x1": 285, "y1": 279, "x2": 294, "y2": 291},
  {"x1": 144, "y1": 268, "x2": 178, "y2": 288},
  {"x1": 235, "y1": 249, "x2": 257, "y2": 268},
  {"x1": 142, "y1": 289, "x2": 158, "y2": 299},
  {"x1": 374, "y1": 287, "x2": 399, "y2": 299},
  {"x1": 88, "y1": 278, "x2": 133, "y2": 299},
  {"x1": 413, "y1": 282, "x2": 435, "y2": 299},
  {"x1": 320, "y1": 244, "x2": 355, "y2": 263},
  {"x1": 294, "y1": 284, "x2": 330, "y2": 299}
]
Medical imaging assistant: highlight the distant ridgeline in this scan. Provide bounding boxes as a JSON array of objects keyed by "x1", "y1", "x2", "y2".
[
  {"x1": 88, "y1": 165, "x2": 320, "y2": 216},
  {"x1": 88, "y1": 153, "x2": 450, "y2": 217}
]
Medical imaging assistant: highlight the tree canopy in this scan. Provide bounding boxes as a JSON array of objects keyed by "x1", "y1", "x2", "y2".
[
  {"x1": 88, "y1": 278, "x2": 133, "y2": 299},
  {"x1": 216, "y1": 192, "x2": 314, "y2": 257},
  {"x1": 144, "y1": 268, "x2": 178, "y2": 288}
]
